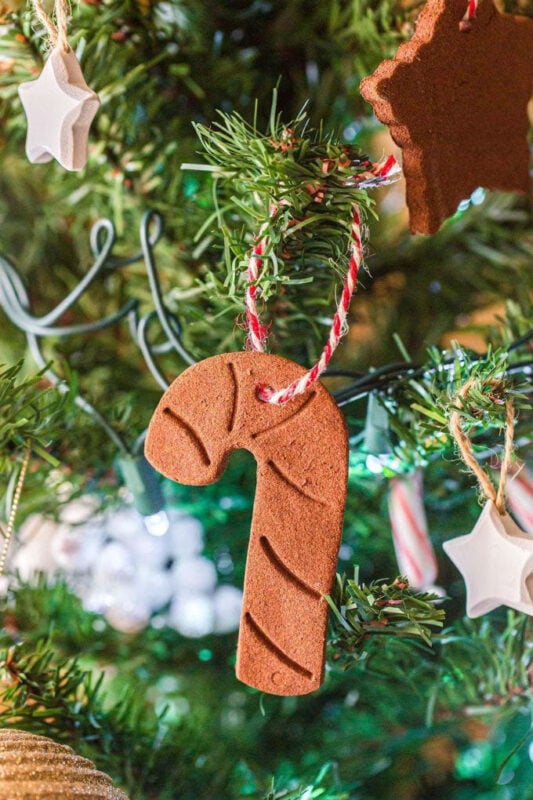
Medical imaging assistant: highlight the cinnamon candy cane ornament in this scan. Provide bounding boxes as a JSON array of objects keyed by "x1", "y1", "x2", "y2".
[{"x1": 145, "y1": 352, "x2": 347, "y2": 695}]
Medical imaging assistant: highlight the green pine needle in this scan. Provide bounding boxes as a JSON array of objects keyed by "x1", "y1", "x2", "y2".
[
  {"x1": 327, "y1": 572, "x2": 445, "y2": 667},
  {"x1": 0, "y1": 361, "x2": 69, "y2": 473},
  {"x1": 192, "y1": 92, "x2": 382, "y2": 309}
]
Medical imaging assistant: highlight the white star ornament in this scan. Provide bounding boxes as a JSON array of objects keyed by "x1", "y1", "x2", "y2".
[
  {"x1": 443, "y1": 500, "x2": 533, "y2": 617},
  {"x1": 18, "y1": 46, "x2": 99, "y2": 171}
]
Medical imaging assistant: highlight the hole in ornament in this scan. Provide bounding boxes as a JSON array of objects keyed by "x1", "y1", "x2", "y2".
[
  {"x1": 525, "y1": 572, "x2": 533, "y2": 602},
  {"x1": 251, "y1": 391, "x2": 317, "y2": 440},
  {"x1": 255, "y1": 383, "x2": 272, "y2": 402}
]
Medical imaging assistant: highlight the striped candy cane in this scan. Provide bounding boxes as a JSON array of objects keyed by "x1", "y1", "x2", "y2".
[
  {"x1": 388, "y1": 471, "x2": 438, "y2": 590},
  {"x1": 246, "y1": 156, "x2": 400, "y2": 405}
]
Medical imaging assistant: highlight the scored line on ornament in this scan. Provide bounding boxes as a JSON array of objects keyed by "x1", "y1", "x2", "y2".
[
  {"x1": 227, "y1": 361, "x2": 239, "y2": 433},
  {"x1": 259, "y1": 535, "x2": 322, "y2": 599},
  {"x1": 250, "y1": 390, "x2": 317, "y2": 440},
  {"x1": 244, "y1": 611, "x2": 314, "y2": 679},
  {"x1": 162, "y1": 406, "x2": 211, "y2": 466},
  {"x1": 266, "y1": 459, "x2": 328, "y2": 507}
]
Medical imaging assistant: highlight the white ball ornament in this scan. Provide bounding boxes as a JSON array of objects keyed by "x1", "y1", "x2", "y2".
[
  {"x1": 169, "y1": 593, "x2": 215, "y2": 638},
  {"x1": 12, "y1": 515, "x2": 63, "y2": 580},
  {"x1": 103, "y1": 507, "x2": 144, "y2": 541},
  {"x1": 92, "y1": 542, "x2": 136, "y2": 588},
  {"x1": 213, "y1": 585, "x2": 243, "y2": 634},
  {"x1": 104, "y1": 587, "x2": 152, "y2": 634},
  {"x1": 51, "y1": 523, "x2": 104, "y2": 572},
  {"x1": 128, "y1": 528, "x2": 171, "y2": 571},
  {"x1": 14, "y1": 495, "x2": 229, "y2": 637},
  {"x1": 58, "y1": 496, "x2": 99, "y2": 526},
  {"x1": 173, "y1": 556, "x2": 217, "y2": 594},
  {"x1": 168, "y1": 513, "x2": 204, "y2": 557},
  {"x1": 137, "y1": 567, "x2": 174, "y2": 612}
]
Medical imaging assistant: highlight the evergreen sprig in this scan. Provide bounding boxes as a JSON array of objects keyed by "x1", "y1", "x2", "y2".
[
  {"x1": 0, "y1": 361, "x2": 68, "y2": 471},
  {"x1": 193, "y1": 94, "x2": 385, "y2": 306},
  {"x1": 435, "y1": 614, "x2": 532, "y2": 717},
  {"x1": 374, "y1": 311, "x2": 533, "y2": 470},
  {"x1": 262, "y1": 762, "x2": 350, "y2": 800},
  {"x1": 0, "y1": 577, "x2": 530, "y2": 798},
  {"x1": 327, "y1": 570, "x2": 445, "y2": 666},
  {"x1": 0, "y1": 638, "x2": 200, "y2": 799}
]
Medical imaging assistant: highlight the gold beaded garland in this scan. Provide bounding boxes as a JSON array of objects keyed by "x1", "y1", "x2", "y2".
[{"x1": 0, "y1": 729, "x2": 129, "y2": 799}]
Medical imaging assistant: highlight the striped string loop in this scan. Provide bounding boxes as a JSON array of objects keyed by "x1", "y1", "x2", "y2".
[
  {"x1": 459, "y1": 0, "x2": 480, "y2": 31},
  {"x1": 245, "y1": 156, "x2": 400, "y2": 405}
]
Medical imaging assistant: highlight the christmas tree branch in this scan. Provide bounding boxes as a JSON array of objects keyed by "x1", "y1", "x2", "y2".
[
  {"x1": 327, "y1": 571, "x2": 445, "y2": 667},
  {"x1": 0, "y1": 361, "x2": 67, "y2": 472},
  {"x1": 193, "y1": 92, "x2": 388, "y2": 307},
  {"x1": 0, "y1": 578, "x2": 529, "y2": 797},
  {"x1": 0, "y1": 632, "x2": 218, "y2": 798},
  {"x1": 348, "y1": 306, "x2": 533, "y2": 472}
]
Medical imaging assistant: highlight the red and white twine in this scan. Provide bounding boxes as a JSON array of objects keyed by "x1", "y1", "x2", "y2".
[
  {"x1": 246, "y1": 156, "x2": 399, "y2": 405},
  {"x1": 245, "y1": 220, "x2": 272, "y2": 355},
  {"x1": 459, "y1": 0, "x2": 480, "y2": 31}
]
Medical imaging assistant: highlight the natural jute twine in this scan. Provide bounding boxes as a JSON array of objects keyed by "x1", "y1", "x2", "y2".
[
  {"x1": 449, "y1": 378, "x2": 514, "y2": 514},
  {"x1": 31, "y1": 0, "x2": 71, "y2": 52}
]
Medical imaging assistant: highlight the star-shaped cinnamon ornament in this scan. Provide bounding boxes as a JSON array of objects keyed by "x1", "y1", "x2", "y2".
[
  {"x1": 443, "y1": 500, "x2": 533, "y2": 617},
  {"x1": 19, "y1": 46, "x2": 99, "y2": 171},
  {"x1": 360, "y1": 0, "x2": 533, "y2": 234}
]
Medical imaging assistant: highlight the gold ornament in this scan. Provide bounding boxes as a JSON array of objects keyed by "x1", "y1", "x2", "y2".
[{"x1": 0, "y1": 729, "x2": 129, "y2": 799}]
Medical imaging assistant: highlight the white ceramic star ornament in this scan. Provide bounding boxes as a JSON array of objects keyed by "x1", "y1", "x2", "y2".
[
  {"x1": 18, "y1": 45, "x2": 99, "y2": 171},
  {"x1": 443, "y1": 378, "x2": 533, "y2": 618},
  {"x1": 443, "y1": 501, "x2": 533, "y2": 617}
]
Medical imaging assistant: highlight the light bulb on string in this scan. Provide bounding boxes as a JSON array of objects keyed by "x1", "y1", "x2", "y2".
[
  {"x1": 143, "y1": 510, "x2": 170, "y2": 537},
  {"x1": 455, "y1": 186, "x2": 487, "y2": 215},
  {"x1": 115, "y1": 453, "x2": 170, "y2": 536},
  {"x1": 348, "y1": 392, "x2": 409, "y2": 479}
]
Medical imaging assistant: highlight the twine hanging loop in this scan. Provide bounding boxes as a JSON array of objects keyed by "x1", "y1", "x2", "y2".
[
  {"x1": 459, "y1": 0, "x2": 481, "y2": 32},
  {"x1": 245, "y1": 155, "x2": 399, "y2": 405},
  {"x1": 31, "y1": 0, "x2": 71, "y2": 52},
  {"x1": 449, "y1": 378, "x2": 514, "y2": 514}
]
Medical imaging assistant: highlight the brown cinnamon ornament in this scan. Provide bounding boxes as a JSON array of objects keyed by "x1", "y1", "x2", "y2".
[
  {"x1": 145, "y1": 352, "x2": 348, "y2": 695},
  {"x1": 360, "y1": 0, "x2": 533, "y2": 234}
]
